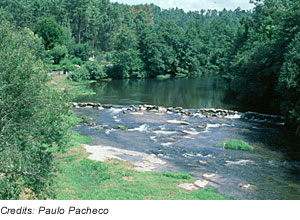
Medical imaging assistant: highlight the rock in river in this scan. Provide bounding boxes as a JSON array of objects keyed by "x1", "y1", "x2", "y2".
[{"x1": 167, "y1": 120, "x2": 190, "y2": 125}]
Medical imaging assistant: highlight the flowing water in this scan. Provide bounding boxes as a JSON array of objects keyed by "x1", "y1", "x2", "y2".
[{"x1": 73, "y1": 76, "x2": 300, "y2": 200}]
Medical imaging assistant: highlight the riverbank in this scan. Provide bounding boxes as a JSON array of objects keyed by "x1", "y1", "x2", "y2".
[
  {"x1": 53, "y1": 120, "x2": 227, "y2": 200},
  {"x1": 48, "y1": 75, "x2": 96, "y2": 98}
]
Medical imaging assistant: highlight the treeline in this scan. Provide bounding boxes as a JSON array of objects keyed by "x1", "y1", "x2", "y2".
[
  {"x1": 225, "y1": 0, "x2": 300, "y2": 132},
  {"x1": 0, "y1": 0, "x2": 249, "y2": 80}
]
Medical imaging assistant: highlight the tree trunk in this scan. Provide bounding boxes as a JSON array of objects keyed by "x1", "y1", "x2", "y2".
[{"x1": 78, "y1": 16, "x2": 81, "y2": 44}]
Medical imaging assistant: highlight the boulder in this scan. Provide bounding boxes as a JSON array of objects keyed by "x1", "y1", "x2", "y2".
[
  {"x1": 194, "y1": 180, "x2": 209, "y2": 188},
  {"x1": 178, "y1": 183, "x2": 198, "y2": 191},
  {"x1": 102, "y1": 104, "x2": 113, "y2": 109},
  {"x1": 203, "y1": 173, "x2": 216, "y2": 178},
  {"x1": 199, "y1": 160, "x2": 208, "y2": 165}
]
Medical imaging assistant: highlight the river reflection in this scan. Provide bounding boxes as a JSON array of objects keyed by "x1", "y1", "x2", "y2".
[{"x1": 76, "y1": 75, "x2": 239, "y2": 110}]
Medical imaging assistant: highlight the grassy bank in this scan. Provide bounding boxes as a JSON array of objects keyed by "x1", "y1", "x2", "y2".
[
  {"x1": 49, "y1": 74, "x2": 95, "y2": 99},
  {"x1": 53, "y1": 129, "x2": 227, "y2": 200}
]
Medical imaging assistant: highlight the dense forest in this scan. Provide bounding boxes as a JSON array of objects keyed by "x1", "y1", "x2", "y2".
[{"x1": 1, "y1": 0, "x2": 300, "y2": 199}]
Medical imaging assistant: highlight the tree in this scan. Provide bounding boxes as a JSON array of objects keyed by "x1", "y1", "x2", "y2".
[
  {"x1": 0, "y1": 20, "x2": 71, "y2": 199},
  {"x1": 65, "y1": 0, "x2": 90, "y2": 44},
  {"x1": 34, "y1": 17, "x2": 64, "y2": 50},
  {"x1": 278, "y1": 32, "x2": 300, "y2": 131}
]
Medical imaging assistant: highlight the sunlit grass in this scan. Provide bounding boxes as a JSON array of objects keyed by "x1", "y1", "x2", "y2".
[{"x1": 217, "y1": 139, "x2": 254, "y2": 151}]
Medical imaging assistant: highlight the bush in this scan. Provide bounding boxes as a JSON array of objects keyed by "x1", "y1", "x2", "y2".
[
  {"x1": 60, "y1": 58, "x2": 75, "y2": 72},
  {"x1": 71, "y1": 57, "x2": 83, "y2": 66},
  {"x1": 68, "y1": 62, "x2": 107, "y2": 82},
  {"x1": 68, "y1": 67, "x2": 90, "y2": 82},
  {"x1": 217, "y1": 139, "x2": 254, "y2": 151},
  {"x1": 69, "y1": 43, "x2": 90, "y2": 61},
  {"x1": 84, "y1": 62, "x2": 107, "y2": 80},
  {"x1": 49, "y1": 45, "x2": 68, "y2": 64}
]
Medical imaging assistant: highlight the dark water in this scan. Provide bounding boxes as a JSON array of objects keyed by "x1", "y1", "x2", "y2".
[
  {"x1": 76, "y1": 76, "x2": 240, "y2": 111},
  {"x1": 74, "y1": 76, "x2": 300, "y2": 200}
]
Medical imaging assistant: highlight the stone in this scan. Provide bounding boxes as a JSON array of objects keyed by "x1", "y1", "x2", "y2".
[
  {"x1": 178, "y1": 183, "x2": 198, "y2": 191},
  {"x1": 158, "y1": 107, "x2": 167, "y2": 113},
  {"x1": 199, "y1": 160, "x2": 208, "y2": 165},
  {"x1": 167, "y1": 120, "x2": 190, "y2": 125},
  {"x1": 187, "y1": 164, "x2": 200, "y2": 168},
  {"x1": 102, "y1": 104, "x2": 113, "y2": 108},
  {"x1": 203, "y1": 173, "x2": 216, "y2": 178},
  {"x1": 78, "y1": 103, "x2": 87, "y2": 107},
  {"x1": 194, "y1": 180, "x2": 209, "y2": 188},
  {"x1": 84, "y1": 144, "x2": 166, "y2": 172},
  {"x1": 239, "y1": 183, "x2": 256, "y2": 191}
]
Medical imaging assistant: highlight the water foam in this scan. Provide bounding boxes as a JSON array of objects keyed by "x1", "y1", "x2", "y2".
[{"x1": 129, "y1": 124, "x2": 149, "y2": 132}]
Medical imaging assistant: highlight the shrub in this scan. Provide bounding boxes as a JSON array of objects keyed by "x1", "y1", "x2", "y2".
[
  {"x1": 71, "y1": 57, "x2": 83, "y2": 66},
  {"x1": 49, "y1": 45, "x2": 68, "y2": 64},
  {"x1": 84, "y1": 62, "x2": 107, "y2": 80},
  {"x1": 217, "y1": 139, "x2": 254, "y2": 151},
  {"x1": 68, "y1": 67, "x2": 90, "y2": 82},
  {"x1": 68, "y1": 62, "x2": 107, "y2": 82},
  {"x1": 60, "y1": 58, "x2": 75, "y2": 72}
]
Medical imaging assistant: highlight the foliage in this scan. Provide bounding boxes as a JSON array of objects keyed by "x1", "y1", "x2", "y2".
[
  {"x1": 60, "y1": 58, "x2": 76, "y2": 72},
  {"x1": 108, "y1": 49, "x2": 145, "y2": 79},
  {"x1": 278, "y1": 32, "x2": 300, "y2": 129},
  {"x1": 69, "y1": 61, "x2": 107, "y2": 81},
  {"x1": 217, "y1": 139, "x2": 254, "y2": 151},
  {"x1": 71, "y1": 57, "x2": 83, "y2": 66},
  {"x1": 225, "y1": 0, "x2": 300, "y2": 130},
  {"x1": 68, "y1": 42, "x2": 90, "y2": 61},
  {"x1": 34, "y1": 17, "x2": 64, "y2": 50},
  {"x1": 0, "y1": 20, "x2": 71, "y2": 199},
  {"x1": 49, "y1": 44, "x2": 68, "y2": 64}
]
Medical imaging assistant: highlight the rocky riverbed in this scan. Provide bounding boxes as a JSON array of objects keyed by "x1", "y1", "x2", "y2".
[
  {"x1": 73, "y1": 102, "x2": 285, "y2": 124},
  {"x1": 73, "y1": 103, "x2": 300, "y2": 200}
]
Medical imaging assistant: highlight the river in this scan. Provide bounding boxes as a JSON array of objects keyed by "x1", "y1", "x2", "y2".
[{"x1": 73, "y1": 75, "x2": 300, "y2": 200}]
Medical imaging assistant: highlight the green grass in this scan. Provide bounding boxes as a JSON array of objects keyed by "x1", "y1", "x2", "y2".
[
  {"x1": 53, "y1": 129, "x2": 228, "y2": 200},
  {"x1": 118, "y1": 125, "x2": 128, "y2": 130},
  {"x1": 49, "y1": 75, "x2": 96, "y2": 99},
  {"x1": 175, "y1": 73, "x2": 188, "y2": 78},
  {"x1": 217, "y1": 139, "x2": 254, "y2": 151},
  {"x1": 156, "y1": 74, "x2": 171, "y2": 80},
  {"x1": 100, "y1": 78, "x2": 113, "y2": 82}
]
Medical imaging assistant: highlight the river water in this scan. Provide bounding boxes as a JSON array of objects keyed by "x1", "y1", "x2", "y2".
[{"x1": 74, "y1": 76, "x2": 300, "y2": 200}]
